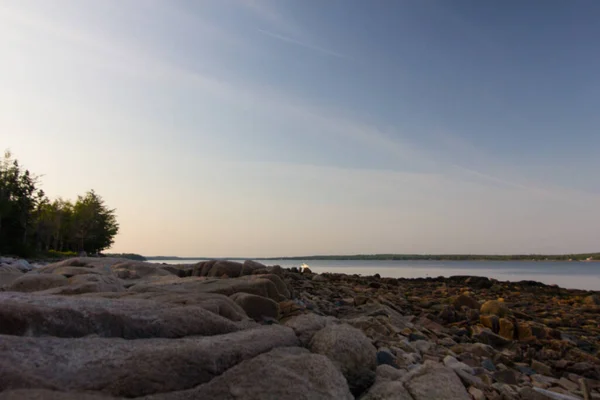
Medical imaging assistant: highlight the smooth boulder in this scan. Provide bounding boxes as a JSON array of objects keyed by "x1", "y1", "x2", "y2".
[
  {"x1": 403, "y1": 361, "x2": 471, "y2": 400},
  {"x1": 0, "y1": 292, "x2": 242, "y2": 338},
  {"x1": 0, "y1": 389, "x2": 118, "y2": 400},
  {"x1": 144, "y1": 347, "x2": 353, "y2": 400},
  {"x1": 129, "y1": 275, "x2": 288, "y2": 301},
  {"x1": 0, "y1": 325, "x2": 299, "y2": 397},
  {"x1": 284, "y1": 313, "x2": 337, "y2": 347},
  {"x1": 309, "y1": 323, "x2": 377, "y2": 395},
  {"x1": 207, "y1": 261, "x2": 243, "y2": 278},
  {"x1": 7, "y1": 273, "x2": 68, "y2": 292},
  {"x1": 240, "y1": 260, "x2": 267, "y2": 276},
  {"x1": 230, "y1": 292, "x2": 279, "y2": 321},
  {"x1": 480, "y1": 300, "x2": 509, "y2": 317}
]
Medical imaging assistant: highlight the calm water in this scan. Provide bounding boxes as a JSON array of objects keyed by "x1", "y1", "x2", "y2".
[{"x1": 150, "y1": 259, "x2": 600, "y2": 291}]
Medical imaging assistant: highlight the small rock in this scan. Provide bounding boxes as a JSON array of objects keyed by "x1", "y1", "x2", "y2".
[
  {"x1": 375, "y1": 364, "x2": 406, "y2": 382},
  {"x1": 474, "y1": 328, "x2": 511, "y2": 348},
  {"x1": 469, "y1": 386, "x2": 486, "y2": 400},
  {"x1": 453, "y1": 294, "x2": 480, "y2": 310},
  {"x1": 498, "y1": 318, "x2": 515, "y2": 340},
  {"x1": 493, "y1": 369, "x2": 518, "y2": 385},
  {"x1": 482, "y1": 359, "x2": 497, "y2": 371},
  {"x1": 557, "y1": 377, "x2": 579, "y2": 392},
  {"x1": 443, "y1": 355, "x2": 473, "y2": 373},
  {"x1": 532, "y1": 359, "x2": 553, "y2": 376},
  {"x1": 284, "y1": 313, "x2": 336, "y2": 347},
  {"x1": 480, "y1": 300, "x2": 510, "y2": 317},
  {"x1": 403, "y1": 361, "x2": 471, "y2": 400},
  {"x1": 583, "y1": 295, "x2": 600, "y2": 306},
  {"x1": 408, "y1": 333, "x2": 427, "y2": 342},
  {"x1": 377, "y1": 348, "x2": 398, "y2": 368}
]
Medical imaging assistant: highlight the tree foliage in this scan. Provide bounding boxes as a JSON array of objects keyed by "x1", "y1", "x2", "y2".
[{"x1": 0, "y1": 151, "x2": 119, "y2": 256}]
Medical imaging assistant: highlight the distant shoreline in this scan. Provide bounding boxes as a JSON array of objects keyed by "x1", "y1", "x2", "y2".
[{"x1": 144, "y1": 253, "x2": 600, "y2": 262}]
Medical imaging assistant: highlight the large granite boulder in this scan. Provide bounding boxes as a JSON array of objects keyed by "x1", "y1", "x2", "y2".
[
  {"x1": 144, "y1": 347, "x2": 353, "y2": 400},
  {"x1": 284, "y1": 313, "x2": 338, "y2": 347},
  {"x1": 207, "y1": 261, "x2": 243, "y2": 278},
  {"x1": 0, "y1": 325, "x2": 299, "y2": 397},
  {"x1": 0, "y1": 265, "x2": 23, "y2": 289},
  {"x1": 110, "y1": 261, "x2": 176, "y2": 280},
  {"x1": 0, "y1": 389, "x2": 117, "y2": 400},
  {"x1": 7, "y1": 273, "x2": 68, "y2": 292},
  {"x1": 129, "y1": 275, "x2": 289, "y2": 301},
  {"x1": 84, "y1": 291, "x2": 249, "y2": 321},
  {"x1": 403, "y1": 361, "x2": 470, "y2": 400},
  {"x1": 0, "y1": 292, "x2": 243, "y2": 338},
  {"x1": 40, "y1": 274, "x2": 125, "y2": 294},
  {"x1": 241, "y1": 260, "x2": 267, "y2": 276},
  {"x1": 36, "y1": 258, "x2": 126, "y2": 274},
  {"x1": 191, "y1": 260, "x2": 216, "y2": 277},
  {"x1": 230, "y1": 292, "x2": 279, "y2": 321},
  {"x1": 309, "y1": 323, "x2": 377, "y2": 395}
]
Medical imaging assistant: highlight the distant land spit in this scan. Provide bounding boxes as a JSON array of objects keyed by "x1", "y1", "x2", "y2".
[{"x1": 141, "y1": 253, "x2": 600, "y2": 262}]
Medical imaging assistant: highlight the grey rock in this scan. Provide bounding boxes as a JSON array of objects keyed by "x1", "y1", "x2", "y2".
[
  {"x1": 144, "y1": 347, "x2": 353, "y2": 400},
  {"x1": 0, "y1": 325, "x2": 299, "y2": 397},
  {"x1": 284, "y1": 313, "x2": 337, "y2": 347},
  {"x1": 207, "y1": 260, "x2": 243, "y2": 278},
  {"x1": 0, "y1": 389, "x2": 118, "y2": 400},
  {"x1": 453, "y1": 368, "x2": 488, "y2": 390},
  {"x1": 0, "y1": 292, "x2": 242, "y2": 338},
  {"x1": 359, "y1": 380, "x2": 413, "y2": 400},
  {"x1": 583, "y1": 294, "x2": 600, "y2": 306},
  {"x1": 443, "y1": 355, "x2": 473, "y2": 373},
  {"x1": 37, "y1": 258, "x2": 129, "y2": 274},
  {"x1": 240, "y1": 260, "x2": 266, "y2": 276},
  {"x1": 310, "y1": 323, "x2": 377, "y2": 395},
  {"x1": 377, "y1": 349, "x2": 399, "y2": 368},
  {"x1": 230, "y1": 292, "x2": 279, "y2": 321},
  {"x1": 191, "y1": 260, "x2": 216, "y2": 277},
  {"x1": 403, "y1": 361, "x2": 471, "y2": 400},
  {"x1": 40, "y1": 274, "x2": 125, "y2": 294},
  {"x1": 129, "y1": 275, "x2": 288, "y2": 301},
  {"x1": 473, "y1": 328, "x2": 511, "y2": 348},
  {"x1": 11, "y1": 259, "x2": 32, "y2": 272},
  {"x1": 520, "y1": 387, "x2": 582, "y2": 400},
  {"x1": 493, "y1": 369, "x2": 518, "y2": 385},
  {"x1": 0, "y1": 267, "x2": 24, "y2": 289},
  {"x1": 82, "y1": 291, "x2": 249, "y2": 322},
  {"x1": 110, "y1": 261, "x2": 176, "y2": 280},
  {"x1": 7, "y1": 273, "x2": 68, "y2": 292},
  {"x1": 374, "y1": 364, "x2": 407, "y2": 382}
]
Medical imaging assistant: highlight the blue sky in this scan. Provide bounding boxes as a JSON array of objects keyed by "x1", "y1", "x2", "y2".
[{"x1": 1, "y1": 0, "x2": 599, "y2": 256}]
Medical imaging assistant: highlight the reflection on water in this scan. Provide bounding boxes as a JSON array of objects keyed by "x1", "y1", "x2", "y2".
[{"x1": 151, "y1": 259, "x2": 600, "y2": 291}]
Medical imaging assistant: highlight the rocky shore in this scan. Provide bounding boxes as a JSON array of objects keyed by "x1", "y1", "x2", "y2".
[{"x1": 0, "y1": 257, "x2": 599, "y2": 399}]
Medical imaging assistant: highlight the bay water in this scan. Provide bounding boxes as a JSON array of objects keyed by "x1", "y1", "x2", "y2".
[{"x1": 149, "y1": 259, "x2": 600, "y2": 291}]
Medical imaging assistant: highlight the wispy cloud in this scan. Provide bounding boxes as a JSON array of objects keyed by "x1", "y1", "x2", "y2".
[
  {"x1": 256, "y1": 28, "x2": 349, "y2": 59},
  {"x1": 3, "y1": 0, "x2": 590, "y2": 207}
]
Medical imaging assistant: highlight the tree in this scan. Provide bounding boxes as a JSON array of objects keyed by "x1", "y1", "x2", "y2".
[
  {"x1": 0, "y1": 151, "x2": 42, "y2": 255},
  {"x1": 0, "y1": 151, "x2": 120, "y2": 257},
  {"x1": 72, "y1": 191, "x2": 119, "y2": 254}
]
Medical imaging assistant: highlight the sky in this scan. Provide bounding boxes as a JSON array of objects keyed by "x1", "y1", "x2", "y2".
[{"x1": 1, "y1": 0, "x2": 599, "y2": 257}]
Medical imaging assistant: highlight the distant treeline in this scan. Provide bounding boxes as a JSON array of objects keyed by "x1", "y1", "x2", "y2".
[
  {"x1": 104, "y1": 253, "x2": 146, "y2": 261},
  {"x1": 145, "y1": 253, "x2": 599, "y2": 262},
  {"x1": 266, "y1": 253, "x2": 600, "y2": 261}
]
